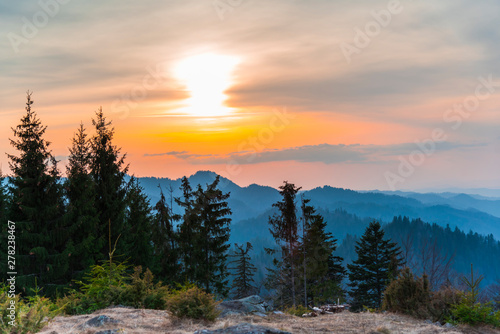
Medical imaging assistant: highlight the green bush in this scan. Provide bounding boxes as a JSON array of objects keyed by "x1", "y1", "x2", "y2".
[
  {"x1": 0, "y1": 284, "x2": 60, "y2": 334},
  {"x1": 166, "y1": 284, "x2": 220, "y2": 321},
  {"x1": 382, "y1": 267, "x2": 461, "y2": 322},
  {"x1": 116, "y1": 266, "x2": 169, "y2": 310},
  {"x1": 450, "y1": 299, "x2": 500, "y2": 327},
  {"x1": 285, "y1": 305, "x2": 309, "y2": 317},
  {"x1": 383, "y1": 267, "x2": 431, "y2": 318}
]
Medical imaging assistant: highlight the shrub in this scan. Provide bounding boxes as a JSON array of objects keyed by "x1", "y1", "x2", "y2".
[
  {"x1": 382, "y1": 267, "x2": 462, "y2": 322},
  {"x1": 450, "y1": 299, "x2": 499, "y2": 327},
  {"x1": 166, "y1": 284, "x2": 220, "y2": 321},
  {"x1": 116, "y1": 266, "x2": 169, "y2": 310},
  {"x1": 285, "y1": 305, "x2": 309, "y2": 317},
  {"x1": 382, "y1": 267, "x2": 431, "y2": 318},
  {"x1": 0, "y1": 284, "x2": 60, "y2": 334}
]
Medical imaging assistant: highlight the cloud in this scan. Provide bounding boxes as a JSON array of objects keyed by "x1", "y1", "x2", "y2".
[{"x1": 146, "y1": 141, "x2": 483, "y2": 165}]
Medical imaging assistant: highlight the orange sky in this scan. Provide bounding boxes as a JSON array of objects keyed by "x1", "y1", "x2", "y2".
[{"x1": 1, "y1": 1, "x2": 499, "y2": 191}]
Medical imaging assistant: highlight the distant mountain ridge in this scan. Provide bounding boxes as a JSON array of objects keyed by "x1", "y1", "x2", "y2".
[{"x1": 135, "y1": 170, "x2": 500, "y2": 239}]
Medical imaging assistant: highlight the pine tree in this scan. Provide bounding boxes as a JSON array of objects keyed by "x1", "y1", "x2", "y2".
[
  {"x1": 7, "y1": 93, "x2": 67, "y2": 296},
  {"x1": 151, "y1": 185, "x2": 179, "y2": 283},
  {"x1": 229, "y1": 242, "x2": 257, "y2": 299},
  {"x1": 175, "y1": 176, "x2": 197, "y2": 282},
  {"x1": 267, "y1": 181, "x2": 301, "y2": 307},
  {"x1": 64, "y1": 123, "x2": 102, "y2": 279},
  {"x1": 193, "y1": 176, "x2": 232, "y2": 296},
  {"x1": 176, "y1": 176, "x2": 232, "y2": 296},
  {"x1": 122, "y1": 176, "x2": 154, "y2": 268},
  {"x1": 89, "y1": 108, "x2": 129, "y2": 258},
  {"x1": 348, "y1": 221, "x2": 402, "y2": 311},
  {"x1": 300, "y1": 198, "x2": 345, "y2": 306},
  {"x1": 0, "y1": 170, "x2": 10, "y2": 281}
]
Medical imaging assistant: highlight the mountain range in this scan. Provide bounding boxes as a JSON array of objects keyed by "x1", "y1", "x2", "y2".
[{"x1": 135, "y1": 170, "x2": 500, "y2": 240}]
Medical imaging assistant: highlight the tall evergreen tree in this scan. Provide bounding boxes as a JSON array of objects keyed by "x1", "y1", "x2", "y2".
[
  {"x1": 151, "y1": 186, "x2": 179, "y2": 283},
  {"x1": 348, "y1": 221, "x2": 402, "y2": 311},
  {"x1": 122, "y1": 176, "x2": 154, "y2": 268},
  {"x1": 176, "y1": 176, "x2": 232, "y2": 296},
  {"x1": 89, "y1": 108, "x2": 129, "y2": 258},
  {"x1": 300, "y1": 198, "x2": 345, "y2": 306},
  {"x1": 175, "y1": 176, "x2": 197, "y2": 282},
  {"x1": 267, "y1": 181, "x2": 301, "y2": 307},
  {"x1": 7, "y1": 93, "x2": 67, "y2": 295},
  {"x1": 0, "y1": 170, "x2": 10, "y2": 281},
  {"x1": 229, "y1": 242, "x2": 257, "y2": 299},
  {"x1": 193, "y1": 176, "x2": 232, "y2": 296},
  {"x1": 64, "y1": 123, "x2": 101, "y2": 279}
]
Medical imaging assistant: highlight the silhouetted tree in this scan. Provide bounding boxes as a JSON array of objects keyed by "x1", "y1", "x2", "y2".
[
  {"x1": 266, "y1": 181, "x2": 301, "y2": 307},
  {"x1": 348, "y1": 221, "x2": 402, "y2": 311},
  {"x1": 7, "y1": 93, "x2": 67, "y2": 296},
  {"x1": 89, "y1": 108, "x2": 129, "y2": 258},
  {"x1": 229, "y1": 242, "x2": 257, "y2": 299},
  {"x1": 64, "y1": 123, "x2": 102, "y2": 279}
]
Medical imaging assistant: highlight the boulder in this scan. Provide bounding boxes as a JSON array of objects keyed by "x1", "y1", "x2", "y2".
[
  {"x1": 194, "y1": 322, "x2": 291, "y2": 334},
  {"x1": 218, "y1": 295, "x2": 272, "y2": 317}
]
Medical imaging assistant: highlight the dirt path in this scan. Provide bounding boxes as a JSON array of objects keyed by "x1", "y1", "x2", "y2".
[{"x1": 37, "y1": 307, "x2": 500, "y2": 334}]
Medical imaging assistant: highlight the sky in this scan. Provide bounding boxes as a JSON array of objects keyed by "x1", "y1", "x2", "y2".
[{"x1": 1, "y1": 0, "x2": 499, "y2": 191}]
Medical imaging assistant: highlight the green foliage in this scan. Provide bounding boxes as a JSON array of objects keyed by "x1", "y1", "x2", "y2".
[
  {"x1": 122, "y1": 177, "x2": 154, "y2": 269},
  {"x1": 116, "y1": 266, "x2": 169, "y2": 310},
  {"x1": 285, "y1": 304, "x2": 309, "y2": 317},
  {"x1": 448, "y1": 264, "x2": 500, "y2": 327},
  {"x1": 151, "y1": 185, "x2": 179, "y2": 284},
  {"x1": 229, "y1": 242, "x2": 257, "y2": 299},
  {"x1": 89, "y1": 108, "x2": 129, "y2": 258},
  {"x1": 383, "y1": 267, "x2": 431, "y2": 318},
  {"x1": 348, "y1": 221, "x2": 403, "y2": 311},
  {"x1": 0, "y1": 284, "x2": 60, "y2": 334},
  {"x1": 266, "y1": 181, "x2": 301, "y2": 307},
  {"x1": 166, "y1": 283, "x2": 220, "y2": 321},
  {"x1": 450, "y1": 300, "x2": 499, "y2": 327},
  {"x1": 64, "y1": 122, "x2": 102, "y2": 280},
  {"x1": 175, "y1": 176, "x2": 232, "y2": 297},
  {"x1": 7, "y1": 93, "x2": 68, "y2": 296},
  {"x1": 299, "y1": 197, "x2": 345, "y2": 306}
]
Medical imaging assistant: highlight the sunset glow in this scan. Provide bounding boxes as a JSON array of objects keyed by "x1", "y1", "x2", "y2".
[
  {"x1": 0, "y1": 1, "x2": 499, "y2": 191},
  {"x1": 173, "y1": 53, "x2": 240, "y2": 117}
]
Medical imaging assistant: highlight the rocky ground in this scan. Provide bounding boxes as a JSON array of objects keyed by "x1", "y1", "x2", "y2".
[{"x1": 37, "y1": 306, "x2": 500, "y2": 334}]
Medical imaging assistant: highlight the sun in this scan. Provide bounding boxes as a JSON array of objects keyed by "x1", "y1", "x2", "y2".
[{"x1": 174, "y1": 53, "x2": 240, "y2": 117}]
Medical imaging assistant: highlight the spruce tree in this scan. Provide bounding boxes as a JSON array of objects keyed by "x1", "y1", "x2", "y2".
[
  {"x1": 193, "y1": 176, "x2": 232, "y2": 296},
  {"x1": 0, "y1": 171, "x2": 10, "y2": 281},
  {"x1": 7, "y1": 93, "x2": 67, "y2": 295},
  {"x1": 267, "y1": 181, "x2": 301, "y2": 307},
  {"x1": 64, "y1": 123, "x2": 102, "y2": 279},
  {"x1": 89, "y1": 108, "x2": 129, "y2": 258},
  {"x1": 348, "y1": 221, "x2": 402, "y2": 311},
  {"x1": 300, "y1": 198, "x2": 345, "y2": 306},
  {"x1": 151, "y1": 186, "x2": 179, "y2": 283},
  {"x1": 122, "y1": 176, "x2": 154, "y2": 268},
  {"x1": 175, "y1": 176, "x2": 197, "y2": 282},
  {"x1": 229, "y1": 242, "x2": 257, "y2": 299},
  {"x1": 176, "y1": 176, "x2": 232, "y2": 296}
]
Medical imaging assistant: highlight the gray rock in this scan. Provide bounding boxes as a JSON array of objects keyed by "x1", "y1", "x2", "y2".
[
  {"x1": 194, "y1": 322, "x2": 291, "y2": 334},
  {"x1": 253, "y1": 312, "x2": 267, "y2": 317},
  {"x1": 218, "y1": 295, "x2": 272, "y2": 317},
  {"x1": 444, "y1": 323, "x2": 454, "y2": 328},
  {"x1": 95, "y1": 330, "x2": 126, "y2": 334},
  {"x1": 78, "y1": 315, "x2": 121, "y2": 329}
]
